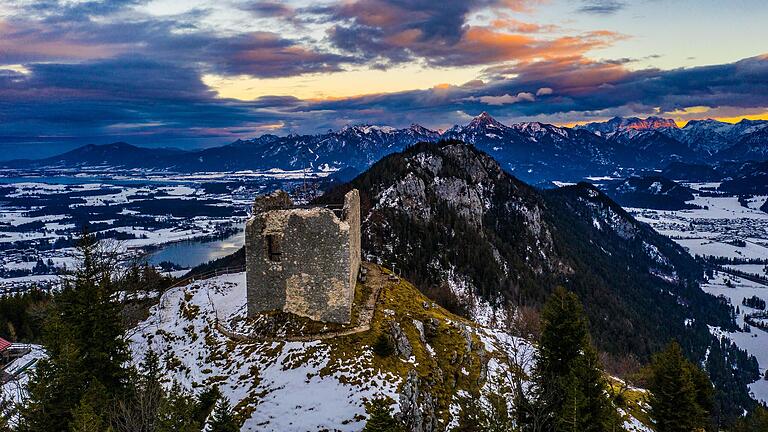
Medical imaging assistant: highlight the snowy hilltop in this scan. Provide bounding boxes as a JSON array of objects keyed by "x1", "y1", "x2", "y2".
[{"x1": 126, "y1": 266, "x2": 651, "y2": 431}]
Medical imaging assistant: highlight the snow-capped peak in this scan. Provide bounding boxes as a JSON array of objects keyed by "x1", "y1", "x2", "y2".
[
  {"x1": 340, "y1": 124, "x2": 396, "y2": 135},
  {"x1": 467, "y1": 112, "x2": 506, "y2": 130}
]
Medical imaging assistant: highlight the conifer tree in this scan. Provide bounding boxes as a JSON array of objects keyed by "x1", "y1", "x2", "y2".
[
  {"x1": 193, "y1": 386, "x2": 221, "y2": 425},
  {"x1": 208, "y1": 397, "x2": 240, "y2": 432},
  {"x1": 111, "y1": 350, "x2": 165, "y2": 432},
  {"x1": 140, "y1": 349, "x2": 163, "y2": 395},
  {"x1": 70, "y1": 381, "x2": 109, "y2": 432},
  {"x1": 531, "y1": 286, "x2": 618, "y2": 432},
  {"x1": 648, "y1": 342, "x2": 712, "y2": 432},
  {"x1": 363, "y1": 398, "x2": 404, "y2": 432},
  {"x1": 452, "y1": 395, "x2": 486, "y2": 432},
  {"x1": 19, "y1": 230, "x2": 130, "y2": 431},
  {"x1": 156, "y1": 382, "x2": 203, "y2": 432}
]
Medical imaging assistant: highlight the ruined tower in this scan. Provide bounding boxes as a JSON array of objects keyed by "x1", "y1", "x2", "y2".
[{"x1": 245, "y1": 189, "x2": 361, "y2": 324}]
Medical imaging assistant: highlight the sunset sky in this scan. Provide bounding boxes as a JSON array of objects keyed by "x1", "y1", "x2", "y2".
[{"x1": 1, "y1": 0, "x2": 767, "y2": 157}]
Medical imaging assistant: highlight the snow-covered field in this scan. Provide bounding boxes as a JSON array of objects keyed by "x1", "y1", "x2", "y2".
[
  {"x1": 128, "y1": 272, "x2": 403, "y2": 431},
  {"x1": 623, "y1": 183, "x2": 768, "y2": 404},
  {"x1": 701, "y1": 272, "x2": 768, "y2": 403},
  {"x1": 629, "y1": 192, "x2": 768, "y2": 260},
  {"x1": 0, "y1": 169, "x2": 327, "y2": 291},
  {"x1": 725, "y1": 264, "x2": 768, "y2": 278}
]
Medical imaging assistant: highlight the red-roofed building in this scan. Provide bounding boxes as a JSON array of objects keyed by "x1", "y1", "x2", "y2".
[{"x1": 0, "y1": 337, "x2": 11, "y2": 366}]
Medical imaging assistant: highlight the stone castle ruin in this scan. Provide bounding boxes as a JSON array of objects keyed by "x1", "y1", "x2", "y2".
[{"x1": 245, "y1": 189, "x2": 361, "y2": 324}]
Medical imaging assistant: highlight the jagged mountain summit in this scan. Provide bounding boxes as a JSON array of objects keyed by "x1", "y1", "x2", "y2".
[
  {"x1": 581, "y1": 116, "x2": 768, "y2": 160},
  {"x1": 668, "y1": 119, "x2": 742, "y2": 154},
  {"x1": 5, "y1": 113, "x2": 768, "y2": 183},
  {"x1": 442, "y1": 114, "x2": 621, "y2": 182}
]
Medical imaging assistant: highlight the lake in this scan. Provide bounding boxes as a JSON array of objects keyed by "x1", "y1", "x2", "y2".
[{"x1": 148, "y1": 230, "x2": 244, "y2": 268}]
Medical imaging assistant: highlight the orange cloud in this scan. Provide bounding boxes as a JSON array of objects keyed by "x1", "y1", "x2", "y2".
[
  {"x1": 385, "y1": 29, "x2": 424, "y2": 46},
  {"x1": 489, "y1": 18, "x2": 558, "y2": 33},
  {"x1": 443, "y1": 27, "x2": 623, "y2": 66},
  {"x1": 484, "y1": 55, "x2": 629, "y2": 93}
]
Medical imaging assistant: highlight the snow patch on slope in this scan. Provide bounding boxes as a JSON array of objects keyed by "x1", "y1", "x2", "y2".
[{"x1": 128, "y1": 273, "x2": 401, "y2": 432}]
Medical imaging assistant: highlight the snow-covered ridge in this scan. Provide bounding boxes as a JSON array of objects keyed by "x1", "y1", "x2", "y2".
[
  {"x1": 125, "y1": 270, "x2": 651, "y2": 431},
  {"x1": 128, "y1": 272, "x2": 402, "y2": 431}
]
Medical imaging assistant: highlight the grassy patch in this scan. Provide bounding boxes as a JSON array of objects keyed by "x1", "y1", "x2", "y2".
[
  {"x1": 321, "y1": 266, "x2": 490, "y2": 425},
  {"x1": 609, "y1": 378, "x2": 653, "y2": 429}
]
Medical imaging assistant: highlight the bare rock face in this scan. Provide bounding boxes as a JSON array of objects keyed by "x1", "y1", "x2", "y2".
[
  {"x1": 377, "y1": 172, "x2": 431, "y2": 221},
  {"x1": 432, "y1": 177, "x2": 485, "y2": 227},
  {"x1": 398, "y1": 369, "x2": 438, "y2": 432},
  {"x1": 388, "y1": 321, "x2": 413, "y2": 359},
  {"x1": 440, "y1": 144, "x2": 496, "y2": 184}
]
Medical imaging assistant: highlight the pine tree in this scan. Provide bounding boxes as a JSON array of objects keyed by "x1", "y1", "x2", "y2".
[
  {"x1": 18, "y1": 230, "x2": 130, "y2": 431},
  {"x1": 531, "y1": 286, "x2": 618, "y2": 432},
  {"x1": 208, "y1": 397, "x2": 239, "y2": 432},
  {"x1": 140, "y1": 349, "x2": 163, "y2": 394},
  {"x1": 648, "y1": 342, "x2": 711, "y2": 432},
  {"x1": 192, "y1": 386, "x2": 221, "y2": 426},
  {"x1": 70, "y1": 381, "x2": 109, "y2": 432},
  {"x1": 480, "y1": 390, "x2": 514, "y2": 432},
  {"x1": 111, "y1": 350, "x2": 165, "y2": 432},
  {"x1": 156, "y1": 382, "x2": 203, "y2": 432},
  {"x1": 363, "y1": 398, "x2": 404, "y2": 432},
  {"x1": 19, "y1": 340, "x2": 86, "y2": 431}
]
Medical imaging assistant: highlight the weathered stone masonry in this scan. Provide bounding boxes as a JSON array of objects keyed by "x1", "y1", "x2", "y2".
[{"x1": 245, "y1": 189, "x2": 361, "y2": 324}]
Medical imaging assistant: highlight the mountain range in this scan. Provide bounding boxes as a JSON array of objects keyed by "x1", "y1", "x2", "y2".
[{"x1": 4, "y1": 114, "x2": 768, "y2": 183}]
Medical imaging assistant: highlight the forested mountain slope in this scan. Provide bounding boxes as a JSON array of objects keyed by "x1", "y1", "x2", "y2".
[{"x1": 319, "y1": 141, "x2": 732, "y2": 360}]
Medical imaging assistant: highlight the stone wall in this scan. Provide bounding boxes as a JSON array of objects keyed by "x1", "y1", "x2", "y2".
[
  {"x1": 343, "y1": 189, "x2": 361, "y2": 312},
  {"x1": 245, "y1": 189, "x2": 361, "y2": 324}
]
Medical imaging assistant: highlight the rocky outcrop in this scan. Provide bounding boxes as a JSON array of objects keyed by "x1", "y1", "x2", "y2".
[
  {"x1": 398, "y1": 369, "x2": 438, "y2": 432},
  {"x1": 388, "y1": 321, "x2": 414, "y2": 359}
]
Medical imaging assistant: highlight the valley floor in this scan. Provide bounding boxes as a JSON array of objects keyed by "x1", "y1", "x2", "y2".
[
  {"x1": 625, "y1": 183, "x2": 768, "y2": 404},
  {"x1": 701, "y1": 272, "x2": 768, "y2": 403},
  {"x1": 0, "y1": 168, "x2": 330, "y2": 292}
]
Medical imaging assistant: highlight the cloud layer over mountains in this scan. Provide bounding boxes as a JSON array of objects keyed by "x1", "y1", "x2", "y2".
[{"x1": 0, "y1": 0, "x2": 766, "y2": 154}]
